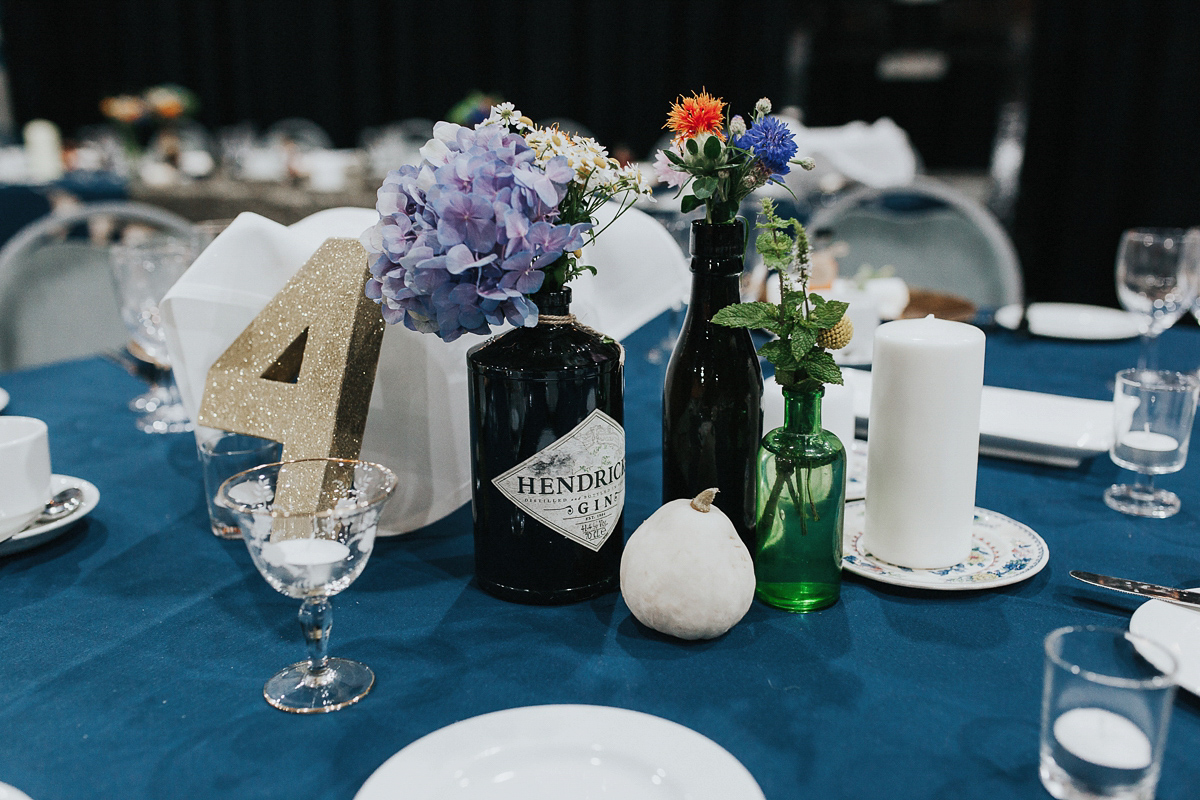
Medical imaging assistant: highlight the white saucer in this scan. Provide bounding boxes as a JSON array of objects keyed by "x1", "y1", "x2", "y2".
[
  {"x1": 0, "y1": 782, "x2": 34, "y2": 800},
  {"x1": 0, "y1": 474, "x2": 100, "y2": 556},
  {"x1": 355, "y1": 705, "x2": 764, "y2": 800},
  {"x1": 1130, "y1": 588, "x2": 1200, "y2": 697},
  {"x1": 0, "y1": 387, "x2": 8, "y2": 412},
  {"x1": 994, "y1": 302, "x2": 1142, "y2": 340},
  {"x1": 841, "y1": 500, "x2": 1049, "y2": 590}
]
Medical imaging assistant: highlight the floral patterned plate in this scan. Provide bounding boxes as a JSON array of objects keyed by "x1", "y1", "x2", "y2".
[{"x1": 841, "y1": 500, "x2": 1049, "y2": 590}]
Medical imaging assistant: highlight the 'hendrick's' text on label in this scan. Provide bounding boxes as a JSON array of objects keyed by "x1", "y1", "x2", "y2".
[{"x1": 492, "y1": 409, "x2": 625, "y2": 551}]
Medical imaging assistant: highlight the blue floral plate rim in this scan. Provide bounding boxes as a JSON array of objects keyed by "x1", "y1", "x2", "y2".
[{"x1": 841, "y1": 500, "x2": 1049, "y2": 591}]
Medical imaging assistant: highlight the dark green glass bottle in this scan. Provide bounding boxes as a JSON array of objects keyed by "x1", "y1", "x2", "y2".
[
  {"x1": 467, "y1": 287, "x2": 625, "y2": 605},
  {"x1": 662, "y1": 218, "x2": 764, "y2": 552},
  {"x1": 754, "y1": 386, "x2": 845, "y2": 612}
]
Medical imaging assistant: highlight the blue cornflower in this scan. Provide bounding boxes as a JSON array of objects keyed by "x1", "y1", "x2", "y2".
[{"x1": 734, "y1": 116, "x2": 798, "y2": 177}]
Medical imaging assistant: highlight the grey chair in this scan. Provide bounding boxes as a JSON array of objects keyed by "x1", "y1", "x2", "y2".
[
  {"x1": 808, "y1": 176, "x2": 1023, "y2": 309},
  {"x1": 0, "y1": 201, "x2": 195, "y2": 372}
]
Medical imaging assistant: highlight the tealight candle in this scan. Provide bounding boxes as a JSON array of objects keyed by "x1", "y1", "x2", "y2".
[{"x1": 863, "y1": 316, "x2": 984, "y2": 568}]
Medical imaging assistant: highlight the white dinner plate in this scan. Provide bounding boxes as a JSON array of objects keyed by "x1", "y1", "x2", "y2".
[
  {"x1": 1129, "y1": 589, "x2": 1200, "y2": 697},
  {"x1": 0, "y1": 475, "x2": 99, "y2": 556},
  {"x1": 355, "y1": 705, "x2": 765, "y2": 800},
  {"x1": 994, "y1": 302, "x2": 1143, "y2": 340},
  {"x1": 842, "y1": 369, "x2": 1113, "y2": 467},
  {"x1": 841, "y1": 500, "x2": 1049, "y2": 590},
  {"x1": 0, "y1": 387, "x2": 9, "y2": 412}
]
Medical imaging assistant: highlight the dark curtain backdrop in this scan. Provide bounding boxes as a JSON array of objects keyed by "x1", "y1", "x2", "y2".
[
  {"x1": 1013, "y1": 0, "x2": 1200, "y2": 308},
  {"x1": 0, "y1": 0, "x2": 801, "y2": 158}
]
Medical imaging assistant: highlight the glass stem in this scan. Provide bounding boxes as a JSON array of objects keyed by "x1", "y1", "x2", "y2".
[
  {"x1": 299, "y1": 597, "x2": 332, "y2": 675},
  {"x1": 1136, "y1": 471, "x2": 1156, "y2": 497},
  {"x1": 1137, "y1": 333, "x2": 1157, "y2": 371}
]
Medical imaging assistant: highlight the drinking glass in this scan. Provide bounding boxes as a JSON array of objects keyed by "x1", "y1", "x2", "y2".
[
  {"x1": 1040, "y1": 625, "x2": 1177, "y2": 800},
  {"x1": 1115, "y1": 228, "x2": 1200, "y2": 370},
  {"x1": 217, "y1": 458, "x2": 397, "y2": 713},
  {"x1": 196, "y1": 429, "x2": 282, "y2": 538},
  {"x1": 1105, "y1": 368, "x2": 1200, "y2": 518},
  {"x1": 109, "y1": 235, "x2": 201, "y2": 433}
]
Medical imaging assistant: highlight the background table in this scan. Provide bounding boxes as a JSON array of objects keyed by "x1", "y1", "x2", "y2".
[{"x1": 2, "y1": 318, "x2": 1198, "y2": 799}]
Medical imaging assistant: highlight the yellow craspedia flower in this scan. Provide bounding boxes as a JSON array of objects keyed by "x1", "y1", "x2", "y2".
[{"x1": 817, "y1": 316, "x2": 854, "y2": 350}]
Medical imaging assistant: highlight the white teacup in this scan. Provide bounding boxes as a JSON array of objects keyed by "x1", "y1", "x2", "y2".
[{"x1": 0, "y1": 416, "x2": 52, "y2": 539}]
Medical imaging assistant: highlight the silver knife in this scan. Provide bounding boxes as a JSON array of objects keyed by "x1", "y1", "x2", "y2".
[{"x1": 1070, "y1": 570, "x2": 1200, "y2": 611}]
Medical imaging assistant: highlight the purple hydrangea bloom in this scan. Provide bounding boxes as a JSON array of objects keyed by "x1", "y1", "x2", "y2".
[
  {"x1": 362, "y1": 122, "x2": 589, "y2": 341},
  {"x1": 733, "y1": 116, "x2": 799, "y2": 178}
]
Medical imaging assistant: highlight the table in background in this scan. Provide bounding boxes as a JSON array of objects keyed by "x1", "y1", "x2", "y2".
[{"x1": 1, "y1": 318, "x2": 1198, "y2": 799}]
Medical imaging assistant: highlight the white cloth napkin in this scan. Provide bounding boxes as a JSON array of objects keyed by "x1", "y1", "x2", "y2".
[
  {"x1": 782, "y1": 117, "x2": 918, "y2": 190},
  {"x1": 161, "y1": 204, "x2": 688, "y2": 534}
]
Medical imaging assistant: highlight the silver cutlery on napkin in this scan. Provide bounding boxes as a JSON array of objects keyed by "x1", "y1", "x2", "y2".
[{"x1": 1070, "y1": 570, "x2": 1200, "y2": 611}]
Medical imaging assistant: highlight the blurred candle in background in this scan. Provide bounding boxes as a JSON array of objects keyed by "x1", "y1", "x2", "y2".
[{"x1": 23, "y1": 118, "x2": 63, "y2": 182}]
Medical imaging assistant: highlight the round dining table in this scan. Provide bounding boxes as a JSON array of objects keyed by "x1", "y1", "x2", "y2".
[{"x1": 1, "y1": 313, "x2": 1198, "y2": 799}]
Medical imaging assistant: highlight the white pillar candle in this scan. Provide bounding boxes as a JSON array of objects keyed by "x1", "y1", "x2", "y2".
[{"x1": 863, "y1": 316, "x2": 984, "y2": 568}]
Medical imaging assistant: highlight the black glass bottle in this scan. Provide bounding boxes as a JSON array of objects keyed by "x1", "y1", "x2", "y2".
[
  {"x1": 467, "y1": 287, "x2": 626, "y2": 604},
  {"x1": 662, "y1": 218, "x2": 764, "y2": 552}
]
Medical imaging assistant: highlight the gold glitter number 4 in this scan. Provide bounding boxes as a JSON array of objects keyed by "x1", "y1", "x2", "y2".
[{"x1": 197, "y1": 237, "x2": 385, "y2": 463}]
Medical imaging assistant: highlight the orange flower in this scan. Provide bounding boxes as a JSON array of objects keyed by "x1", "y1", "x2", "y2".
[{"x1": 665, "y1": 91, "x2": 726, "y2": 145}]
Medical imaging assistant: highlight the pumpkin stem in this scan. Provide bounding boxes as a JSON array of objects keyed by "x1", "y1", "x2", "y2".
[{"x1": 690, "y1": 488, "x2": 720, "y2": 513}]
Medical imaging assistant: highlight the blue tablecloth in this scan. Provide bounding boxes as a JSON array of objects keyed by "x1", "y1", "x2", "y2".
[{"x1": 2, "y1": 318, "x2": 1198, "y2": 799}]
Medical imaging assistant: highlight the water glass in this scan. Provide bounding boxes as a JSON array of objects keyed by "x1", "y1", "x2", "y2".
[
  {"x1": 1040, "y1": 626, "x2": 1177, "y2": 800},
  {"x1": 217, "y1": 458, "x2": 397, "y2": 714},
  {"x1": 196, "y1": 429, "x2": 282, "y2": 538},
  {"x1": 110, "y1": 235, "x2": 201, "y2": 433},
  {"x1": 1105, "y1": 368, "x2": 1200, "y2": 518}
]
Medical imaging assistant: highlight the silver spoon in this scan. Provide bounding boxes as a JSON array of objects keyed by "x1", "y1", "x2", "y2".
[{"x1": 36, "y1": 487, "x2": 84, "y2": 524}]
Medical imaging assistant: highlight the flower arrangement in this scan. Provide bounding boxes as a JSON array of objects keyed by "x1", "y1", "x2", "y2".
[
  {"x1": 654, "y1": 92, "x2": 814, "y2": 224},
  {"x1": 712, "y1": 198, "x2": 851, "y2": 392},
  {"x1": 362, "y1": 103, "x2": 652, "y2": 341},
  {"x1": 100, "y1": 84, "x2": 198, "y2": 125}
]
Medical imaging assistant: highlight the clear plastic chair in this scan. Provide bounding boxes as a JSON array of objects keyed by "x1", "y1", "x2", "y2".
[
  {"x1": 807, "y1": 176, "x2": 1023, "y2": 310},
  {"x1": 0, "y1": 200, "x2": 195, "y2": 371}
]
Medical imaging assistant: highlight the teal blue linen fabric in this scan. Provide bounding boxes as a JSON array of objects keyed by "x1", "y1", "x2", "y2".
[{"x1": 1, "y1": 319, "x2": 1198, "y2": 799}]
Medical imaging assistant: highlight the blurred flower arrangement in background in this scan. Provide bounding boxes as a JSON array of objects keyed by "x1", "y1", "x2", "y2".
[
  {"x1": 362, "y1": 103, "x2": 652, "y2": 341},
  {"x1": 653, "y1": 92, "x2": 813, "y2": 224}
]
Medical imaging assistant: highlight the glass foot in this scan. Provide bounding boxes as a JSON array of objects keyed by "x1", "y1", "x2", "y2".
[
  {"x1": 1103, "y1": 483, "x2": 1181, "y2": 518},
  {"x1": 136, "y1": 403, "x2": 194, "y2": 434},
  {"x1": 264, "y1": 658, "x2": 374, "y2": 714},
  {"x1": 755, "y1": 582, "x2": 840, "y2": 612}
]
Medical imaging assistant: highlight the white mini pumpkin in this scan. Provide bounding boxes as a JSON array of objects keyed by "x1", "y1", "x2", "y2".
[{"x1": 620, "y1": 488, "x2": 756, "y2": 640}]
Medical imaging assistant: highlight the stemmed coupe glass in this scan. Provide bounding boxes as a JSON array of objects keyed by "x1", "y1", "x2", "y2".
[
  {"x1": 217, "y1": 458, "x2": 397, "y2": 713},
  {"x1": 1105, "y1": 368, "x2": 1200, "y2": 518},
  {"x1": 1114, "y1": 228, "x2": 1200, "y2": 370}
]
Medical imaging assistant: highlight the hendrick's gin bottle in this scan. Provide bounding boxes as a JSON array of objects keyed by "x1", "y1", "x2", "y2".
[
  {"x1": 466, "y1": 287, "x2": 625, "y2": 604},
  {"x1": 662, "y1": 218, "x2": 763, "y2": 552}
]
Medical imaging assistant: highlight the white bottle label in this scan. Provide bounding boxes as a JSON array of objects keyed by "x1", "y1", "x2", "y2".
[{"x1": 492, "y1": 409, "x2": 625, "y2": 552}]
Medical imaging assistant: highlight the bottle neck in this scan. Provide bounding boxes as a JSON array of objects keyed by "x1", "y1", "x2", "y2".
[
  {"x1": 782, "y1": 387, "x2": 823, "y2": 435},
  {"x1": 689, "y1": 218, "x2": 746, "y2": 276},
  {"x1": 532, "y1": 286, "x2": 572, "y2": 318}
]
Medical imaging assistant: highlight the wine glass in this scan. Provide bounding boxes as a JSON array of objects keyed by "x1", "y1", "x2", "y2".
[
  {"x1": 1115, "y1": 228, "x2": 1200, "y2": 370},
  {"x1": 1105, "y1": 369, "x2": 1199, "y2": 518},
  {"x1": 109, "y1": 235, "x2": 201, "y2": 433},
  {"x1": 217, "y1": 458, "x2": 397, "y2": 713}
]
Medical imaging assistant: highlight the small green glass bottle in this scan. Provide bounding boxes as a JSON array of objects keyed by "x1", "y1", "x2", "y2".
[{"x1": 754, "y1": 386, "x2": 846, "y2": 611}]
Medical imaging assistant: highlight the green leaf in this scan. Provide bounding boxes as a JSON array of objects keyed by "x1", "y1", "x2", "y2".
[
  {"x1": 680, "y1": 194, "x2": 703, "y2": 213},
  {"x1": 685, "y1": 138, "x2": 699, "y2": 155},
  {"x1": 703, "y1": 134, "x2": 722, "y2": 160},
  {"x1": 664, "y1": 149, "x2": 686, "y2": 165},
  {"x1": 801, "y1": 350, "x2": 844, "y2": 385},
  {"x1": 808, "y1": 292, "x2": 826, "y2": 307},
  {"x1": 757, "y1": 338, "x2": 797, "y2": 370},
  {"x1": 693, "y1": 176, "x2": 717, "y2": 199},
  {"x1": 810, "y1": 300, "x2": 849, "y2": 329},
  {"x1": 712, "y1": 302, "x2": 778, "y2": 329},
  {"x1": 789, "y1": 328, "x2": 818, "y2": 361}
]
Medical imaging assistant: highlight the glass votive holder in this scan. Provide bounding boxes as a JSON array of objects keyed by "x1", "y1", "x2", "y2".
[
  {"x1": 197, "y1": 429, "x2": 282, "y2": 538},
  {"x1": 1040, "y1": 625, "x2": 1178, "y2": 800}
]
